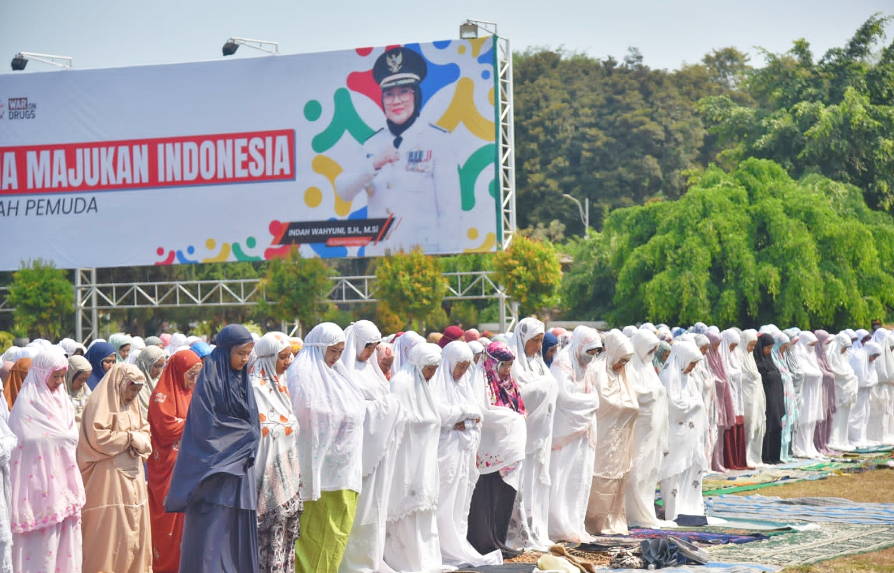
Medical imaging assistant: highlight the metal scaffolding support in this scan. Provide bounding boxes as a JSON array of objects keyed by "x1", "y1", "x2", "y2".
[
  {"x1": 496, "y1": 35, "x2": 517, "y2": 251},
  {"x1": 74, "y1": 275, "x2": 265, "y2": 342},
  {"x1": 69, "y1": 270, "x2": 517, "y2": 342},
  {"x1": 0, "y1": 287, "x2": 11, "y2": 314}
]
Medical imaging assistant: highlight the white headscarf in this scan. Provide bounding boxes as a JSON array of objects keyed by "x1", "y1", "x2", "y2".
[
  {"x1": 849, "y1": 331, "x2": 874, "y2": 389},
  {"x1": 826, "y1": 332, "x2": 858, "y2": 405},
  {"x1": 551, "y1": 325, "x2": 603, "y2": 391},
  {"x1": 658, "y1": 340, "x2": 707, "y2": 481},
  {"x1": 340, "y1": 321, "x2": 405, "y2": 478},
  {"x1": 340, "y1": 320, "x2": 384, "y2": 377},
  {"x1": 431, "y1": 342, "x2": 482, "y2": 459},
  {"x1": 431, "y1": 342, "x2": 481, "y2": 427},
  {"x1": 628, "y1": 329, "x2": 669, "y2": 463},
  {"x1": 57, "y1": 338, "x2": 87, "y2": 357},
  {"x1": 286, "y1": 322, "x2": 365, "y2": 501},
  {"x1": 392, "y1": 331, "x2": 424, "y2": 376},
  {"x1": 871, "y1": 328, "x2": 894, "y2": 383},
  {"x1": 589, "y1": 329, "x2": 637, "y2": 480},
  {"x1": 549, "y1": 326, "x2": 602, "y2": 450},
  {"x1": 511, "y1": 317, "x2": 547, "y2": 378},
  {"x1": 510, "y1": 317, "x2": 558, "y2": 461},
  {"x1": 388, "y1": 343, "x2": 442, "y2": 521},
  {"x1": 720, "y1": 329, "x2": 745, "y2": 415}
]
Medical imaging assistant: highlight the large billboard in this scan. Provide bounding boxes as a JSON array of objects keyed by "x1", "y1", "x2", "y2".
[{"x1": 0, "y1": 37, "x2": 500, "y2": 270}]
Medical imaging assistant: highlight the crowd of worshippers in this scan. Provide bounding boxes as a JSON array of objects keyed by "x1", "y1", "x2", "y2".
[{"x1": 0, "y1": 317, "x2": 891, "y2": 573}]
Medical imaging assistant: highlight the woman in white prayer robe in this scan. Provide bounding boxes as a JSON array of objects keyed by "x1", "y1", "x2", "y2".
[
  {"x1": 792, "y1": 331, "x2": 825, "y2": 458},
  {"x1": 339, "y1": 321, "x2": 406, "y2": 573},
  {"x1": 431, "y1": 341, "x2": 502, "y2": 568},
  {"x1": 868, "y1": 328, "x2": 894, "y2": 445},
  {"x1": 738, "y1": 329, "x2": 766, "y2": 468},
  {"x1": 507, "y1": 318, "x2": 557, "y2": 550},
  {"x1": 625, "y1": 329, "x2": 673, "y2": 528},
  {"x1": 694, "y1": 334, "x2": 720, "y2": 471},
  {"x1": 547, "y1": 326, "x2": 601, "y2": 542},
  {"x1": 826, "y1": 332, "x2": 858, "y2": 451},
  {"x1": 585, "y1": 330, "x2": 638, "y2": 536},
  {"x1": 849, "y1": 340, "x2": 880, "y2": 447},
  {"x1": 384, "y1": 343, "x2": 446, "y2": 573},
  {"x1": 658, "y1": 341, "x2": 709, "y2": 522}
]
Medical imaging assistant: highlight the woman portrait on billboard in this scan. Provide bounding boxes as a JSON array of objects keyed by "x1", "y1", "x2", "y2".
[{"x1": 337, "y1": 46, "x2": 463, "y2": 256}]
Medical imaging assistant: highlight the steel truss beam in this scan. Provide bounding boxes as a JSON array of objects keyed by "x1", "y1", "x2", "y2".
[
  {"x1": 0, "y1": 287, "x2": 11, "y2": 314},
  {"x1": 70, "y1": 270, "x2": 517, "y2": 342}
]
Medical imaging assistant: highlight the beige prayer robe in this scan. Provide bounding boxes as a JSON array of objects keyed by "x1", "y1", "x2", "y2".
[{"x1": 76, "y1": 363, "x2": 153, "y2": 573}]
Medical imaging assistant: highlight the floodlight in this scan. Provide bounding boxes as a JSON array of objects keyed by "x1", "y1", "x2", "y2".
[
  {"x1": 10, "y1": 52, "x2": 72, "y2": 71},
  {"x1": 459, "y1": 19, "x2": 498, "y2": 40},
  {"x1": 222, "y1": 37, "x2": 279, "y2": 57},
  {"x1": 460, "y1": 23, "x2": 479, "y2": 40}
]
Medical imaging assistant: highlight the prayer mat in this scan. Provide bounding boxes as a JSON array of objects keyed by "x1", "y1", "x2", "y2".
[
  {"x1": 457, "y1": 565, "x2": 538, "y2": 573},
  {"x1": 596, "y1": 562, "x2": 783, "y2": 573},
  {"x1": 460, "y1": 561, "x2": 784, "y2": 573},
  {"x1": 706, "y1": 521, "x2": 894, "y2": 566},
  {"x1": 706, "y1": 495, "x2": 894, "y2": 525},
  {"x1": 628, "y1": 528, "x2": 769, "y2": 545}
]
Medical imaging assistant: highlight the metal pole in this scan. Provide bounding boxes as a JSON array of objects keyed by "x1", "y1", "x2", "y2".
[
  {"x1": 498, "y1": 290, "x2": 507, "y2": 332},
  {"x1": 585, "y1": 198, "x2": 589, "y2": 231},
  {"x1": 75, "y1": 269, "x2": 83, "y2": 342},
  {"x1": 89, "y1": 268, "x2": 98, "y2": 342}
]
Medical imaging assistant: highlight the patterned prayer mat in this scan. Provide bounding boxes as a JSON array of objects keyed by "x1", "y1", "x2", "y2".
[
  {"x1": 706, "y1": 495, "x2": 894, "y2": 525},
  {"x1": 705, "y1": 521, "x2": 894, "y2": 566},
  {"x1": 460, "y1": 561, "x2": 783, "y2": 573},
  {"x1": 627, "y1": 528, "x2": 769, "y2": 545},
  {"x1": 598, "y1": 563, "x2": 783, "y2": 573}
]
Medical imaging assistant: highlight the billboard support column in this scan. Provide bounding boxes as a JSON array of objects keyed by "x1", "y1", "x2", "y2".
[
  {"x1": 75, "y1": 268, "x2": 98, "y2": 344},
  {"x1": 497, "y1": 290, "x2": 518, "y2": 333},
  {"x1": 496, "y1": 35, "x2": 517, "y2": 250}
]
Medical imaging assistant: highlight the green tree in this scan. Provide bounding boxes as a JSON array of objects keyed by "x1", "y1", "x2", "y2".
[
  {"x1": 494, "y1": 236, "x2": 563, "y2": 317},
  {"x1": 374, "y1": 248, "x2": 447, "y2": 331},
  {"x1": 8, "y1": 260, "x2": 74, "y2": 339},
  {"x1": 700, "y1": 14, "x2": 894, "y2": 211},
  {"x1": 259, "y1": 250, "x2": 334, "y2": 333},
  {"x1": 562, "y1": 159, "x2": 894, "y2": 330},
  {"x1": 512, "y1": 46, "x2": 745, "y2": 233}
]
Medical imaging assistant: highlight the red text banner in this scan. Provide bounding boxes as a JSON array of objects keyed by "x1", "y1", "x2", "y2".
[{"x1": 0, "y1": 129, "x2": 295, "y2": 195}]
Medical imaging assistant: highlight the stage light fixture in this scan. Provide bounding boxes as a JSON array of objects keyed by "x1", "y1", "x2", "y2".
[
  {"x1": 10, "y1": 52, "x2": 72, "y2": 71},
  {"x1": 460, "y1": 23, "x2": 479, "y2": 39},
  {"x1": 222, "y1": 37, "x2": 279, "y2": 57},
  {"x1": 459, "y1": 19, "x2": 498, "y2": 40}
]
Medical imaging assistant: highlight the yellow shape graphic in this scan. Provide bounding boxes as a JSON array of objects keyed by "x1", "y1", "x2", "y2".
[
  {"x1": 312, "y1": 155, "x2": 351, "y2": 216},
  {"x1": 305, "y1": 186, "x2": 323, "y2": 208},
  {"x1": 464, "y1": 232, "x2": 497, "y2": 253},
  {"x1": 467, "y1": 228, "x2": 479, "y2": 241},
  {"x1": 436, "y1": 78, "x2": 496, "y2": 142},
  {"x1": 203, "y1": 238, "x2": 232, "y2": 262},
  {"x1": 468, "y1": 37, "x2": 489, "y2": 58},
  {"x1": 457, "y1": 45, "x2": 467, "y2": 55},
  {"x1": 489, "y1": 87, "x2": 495, "y2": 107}
]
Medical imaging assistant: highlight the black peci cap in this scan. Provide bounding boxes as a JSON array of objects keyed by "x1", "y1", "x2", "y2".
[{"x1": 373, "y1": 47, "x2": 428, "y2": 89}]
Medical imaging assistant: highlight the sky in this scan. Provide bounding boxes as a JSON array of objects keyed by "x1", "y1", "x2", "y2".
[{"x1": 0, "y1": 0, "x2": 891, "y2": 74}]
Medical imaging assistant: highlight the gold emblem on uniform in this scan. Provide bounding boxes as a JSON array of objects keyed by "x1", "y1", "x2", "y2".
[{"x1": 386, "y1": 52, "x2": 403, "y2": 73}]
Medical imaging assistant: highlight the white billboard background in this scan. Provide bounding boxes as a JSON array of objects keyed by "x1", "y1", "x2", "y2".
[{"x1": 0, "y1": 37, "x2": 499, "y2": 270}]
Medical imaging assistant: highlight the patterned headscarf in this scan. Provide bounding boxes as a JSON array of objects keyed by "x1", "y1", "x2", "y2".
[{"x1": 482, "y1": 341, "x2": 525, "y2": 415}]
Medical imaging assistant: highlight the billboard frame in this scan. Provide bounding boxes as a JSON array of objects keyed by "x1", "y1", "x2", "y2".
[{"x1": 51, "y1": 33, "x2": 519, "y2": 340}]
